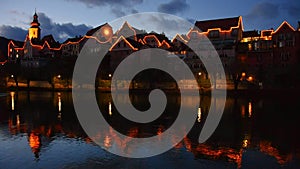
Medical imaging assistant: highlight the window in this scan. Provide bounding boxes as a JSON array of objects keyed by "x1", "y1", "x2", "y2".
[
  {"x1": 278, "y1": 34, "x2": 284, "y2": 40},
  {"x1": 209, "y1": 30, "x2": 219, "y2": 38},
  {"x1": 231, "y1": 28, "x2": 238, "y2": 37}
]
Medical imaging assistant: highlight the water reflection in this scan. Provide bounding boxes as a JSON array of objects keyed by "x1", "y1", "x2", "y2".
[{"x1": 0, "y1": 91, "x2": 299, "y2": 168}]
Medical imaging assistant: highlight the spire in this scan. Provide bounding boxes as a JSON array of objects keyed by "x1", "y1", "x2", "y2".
[
  {"x1": 31, "y1": 10, "x2": 40, "y2": 28},
  {"x1": 29, "y1": 9, "x2": 41, "y2": 40}
]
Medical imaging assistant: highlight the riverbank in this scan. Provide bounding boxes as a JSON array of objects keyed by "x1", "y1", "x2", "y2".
[{"x1": 2, "y1": 86, "x2": 300, "y2": 98}]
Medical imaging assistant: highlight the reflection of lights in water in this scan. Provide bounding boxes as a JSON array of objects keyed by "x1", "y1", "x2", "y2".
[
  {"x1": 10, "y1": 92, "x2": 15, "y2": 111},
  {"x1": 197, "y1": 107, "x2": 202, "y2": 122},
  {"x1": 16, "y1": 114, "x2": 20, "y2": 126},
  {"x1": 241, "y1": 105, "x2": 245, "y2": 118},
  {"x1": 58, "y1": 93, "x2": 62, "y2": 120},
  {"x1": 242, "y1": 139, "x2": 249, "y2": 148},
  {"x1": 104, "y1": 135, "x2": 112, "y2": 148},
  {"x1": 248, "y1": 102, "x2": 252, "y2": 117},
  {"x1": 29, "y1": 133, "x2": 40, "y2": 152},
  {"x1": 242, "y1": 134, "x2": 251, "y2": 148},
  {"x1": 109, "y1": 102, "x2": 112, "y2": 116}
]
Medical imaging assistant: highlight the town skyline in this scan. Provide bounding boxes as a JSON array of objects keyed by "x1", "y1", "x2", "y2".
[{"x1": 0, "y1": 0, "x2": 299, "y2": 42}]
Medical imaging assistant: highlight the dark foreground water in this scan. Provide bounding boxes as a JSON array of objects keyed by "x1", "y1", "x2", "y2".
[{"x1": 0, "y1": 91, "x2": 299, "y2": 169}]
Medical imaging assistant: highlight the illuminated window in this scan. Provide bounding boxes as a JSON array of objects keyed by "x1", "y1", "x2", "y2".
[{"x1": 248, "y1": 44, "x2": 252, "y2": 51}]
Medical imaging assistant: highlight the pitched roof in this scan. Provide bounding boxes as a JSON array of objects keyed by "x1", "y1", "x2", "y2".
[
  {"x1": 195, "y1": 16, "x2": 241, "y2": 32},
  {"x1": 273, "y1": 21, "x2": 295, "y2": 34},
  {"x1": 86, "y1": 23, "x2": 108, "y2": 36}
]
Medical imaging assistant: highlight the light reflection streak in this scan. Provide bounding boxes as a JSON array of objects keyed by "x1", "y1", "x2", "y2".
[
  {"x1": 197, "y1": 107, "x2": 202, "y2": 122},
  {"x1": 10, "y1": 92, "x2": 15, "y2": 111},
  {"x1": 58, "y1": 93, "x2": 62, "y2": 120},
  {"x1": 248, "y1": 102, "x2": 252, "y2": 117},
  {"x1": 109, "y1": 102, "x2": 112, "y2": 116}
]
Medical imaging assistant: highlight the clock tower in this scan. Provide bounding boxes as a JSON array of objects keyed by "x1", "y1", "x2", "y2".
[{"x1": 28, "y1": 10, "x2": 41, "y2": 40}]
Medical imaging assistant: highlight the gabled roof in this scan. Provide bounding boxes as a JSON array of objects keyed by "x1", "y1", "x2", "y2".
[
  {"x1": 109, "y1": 36, "x2": 141, "y2": 51},
  {"x1": 86, "y1": 23, "x2": 108, "y2": 36},
  {"x1": 42, "y1": 35, "x2": 60, "y2": 48},
  {"x1": 195, "y1": 16, "x2": 241, "y2": 32},
  {"x1": 273, "y1": 21, "x2": 296, "y2": 34}
]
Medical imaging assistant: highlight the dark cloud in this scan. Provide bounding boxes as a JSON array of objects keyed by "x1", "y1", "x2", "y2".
[
  {"x1": 131, "y1": 9, "x2": 139, "y2": 14},
  {"x1": 157, "y1": 0, "x2": 189, "y2": 15},
  {"x1": 66, "y1": 0, "x2": 143, "y2": 17},
  {"x1": 0, "y1": 25, "x2": 27, "y2": 41},
  {"x1": 245, "y1": 2, "x2": 279, "y2": 20},
  {"x1": 140, "y1": 14, "x2": 192, "y2": 38},
  {"x1": 38, "y1": 12, "x2": 92, "y2": 42},
  {"x1": 282, "y1": 0, "x2": 300, "y2": 18},
  {"x1": 110, "y1": 8, "x2": 126, "y2": 17},
  {"x1": 0, "y1": 13, "x2": 92, "y2": 42},
  {"x1": 244, "y1": 1, "x2": 300, "y2": 29},
  {"x1": 67, "y1": 0, "x2": 143, "y2": 8}
]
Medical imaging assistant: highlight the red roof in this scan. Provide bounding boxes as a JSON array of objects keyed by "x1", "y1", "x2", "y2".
[{"x1": 195, "y1": 16, "x2": 241, "y2": 32}]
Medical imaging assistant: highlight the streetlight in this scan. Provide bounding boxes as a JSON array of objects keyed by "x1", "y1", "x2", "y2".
[
  {"x1": 57, "y1": 75, "x2": 61, "y2": 79},
  {"x1": 241, "y1": 72, "x2": 246, "y2": 77},
  {"x1": 108, "y1": 74, "x2": 112, "y2": 78}
]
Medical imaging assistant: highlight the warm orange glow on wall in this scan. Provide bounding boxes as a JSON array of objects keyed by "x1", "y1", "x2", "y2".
[{"x1": 29, "y1": 28, "x2": 39, "y2": 39}]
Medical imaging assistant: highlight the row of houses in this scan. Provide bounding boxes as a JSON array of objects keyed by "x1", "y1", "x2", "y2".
[{"x1": 2, "y1": 12, "x2": 300, "y2": 88}]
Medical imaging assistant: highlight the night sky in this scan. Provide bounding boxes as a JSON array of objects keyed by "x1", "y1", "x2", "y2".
[{"x1": 0, "y1": 0, "x2": 299, "y2": 42}]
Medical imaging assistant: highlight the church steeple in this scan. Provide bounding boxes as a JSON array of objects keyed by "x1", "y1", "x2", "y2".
[{"x1": 29, "y1": 10, "x2": 41, "y2": 40}]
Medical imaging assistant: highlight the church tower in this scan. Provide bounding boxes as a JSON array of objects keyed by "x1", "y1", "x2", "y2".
[{"x1": 28, "y1": 10, "x2": 41, "y2": 40}]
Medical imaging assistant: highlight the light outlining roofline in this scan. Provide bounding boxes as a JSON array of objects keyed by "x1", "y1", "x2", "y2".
[
  {"x1": 109, "y1": 35, "x2": 138, "y2": 51},
  {"x1": 0, "y1": 60, "x2": 7, "y2": 65},
  {"x1": 171, "y1": 33, "x2": 188, "y2": 43},
  {"x1": 273, "y1": 21, "x2": 296, "y2": 34},
  {"x1": 186, "y1": 16, "x2": 243, "y2": 39},
  {"x1": 7, "y1": 33, "x2": 111, "y2": 57},
  {"x1": 143, "y1": 35, "x2": 161, "y2": 46},
  {"x1": 115, "y1": 21, "x2": 137, "y2": 41},
  {"x1": 160, "y1": 40, "x2": 171, "y2": 49},
  {"x1": 138, "y1": 39, "x2": 145, "y2": 45}
]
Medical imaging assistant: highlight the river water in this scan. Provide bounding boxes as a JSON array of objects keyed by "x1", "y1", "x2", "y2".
[{"x1": 0, "y1": 91, "x2": 299, "y2": 169}]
